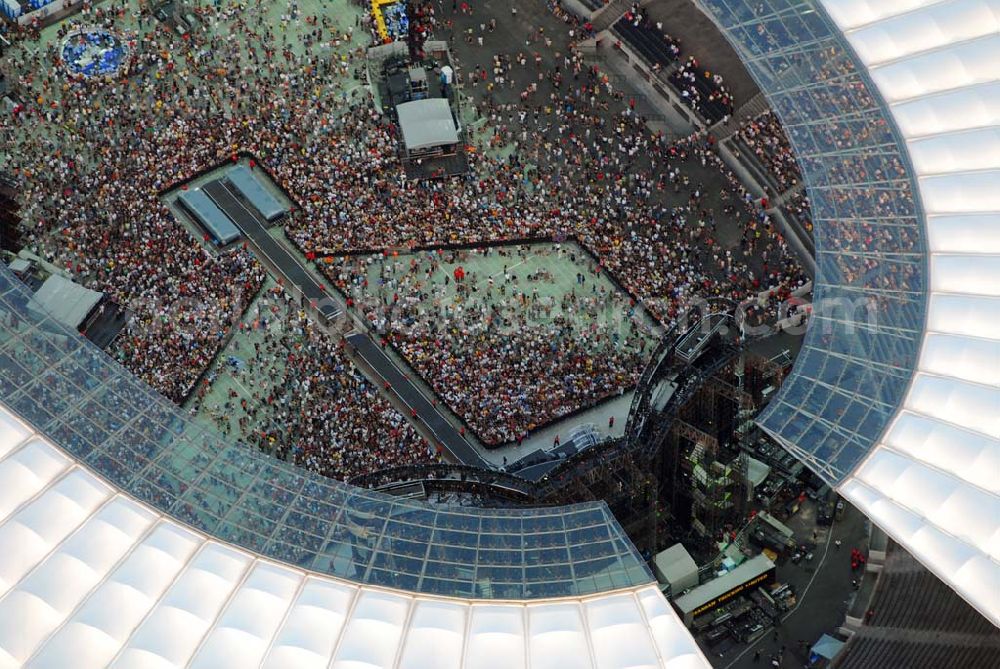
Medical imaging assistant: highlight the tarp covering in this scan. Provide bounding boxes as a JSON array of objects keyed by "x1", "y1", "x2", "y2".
[
  {"x1": 811, "y1": 634, "x2": 845, "y2": 661},
  {"x1": 396, "y1": 98, "x2": 458, "y2": 150},
  {"x1": 30, "y1": 274, "x2": 102, "y2": 329},
  {"x1": 747, "y1": 456, "x2": 771, "y2": 488},
  {"x1": 225, "y1": 166, "x2": 286, "y2": 222},
  {"x1": 178, "y1": 188, "x2": 241, "y2": 245}
]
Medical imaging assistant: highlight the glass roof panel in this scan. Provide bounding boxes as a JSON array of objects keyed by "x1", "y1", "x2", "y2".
[{"x1": 0, "y1": 266, "x2": 650, "y2": 599}]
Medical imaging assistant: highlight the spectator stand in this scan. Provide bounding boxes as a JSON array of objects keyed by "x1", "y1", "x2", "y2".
[
  {"x1": 709, "y1": 135, "x2": 818, "y2": 276},
  {"x1": 709, "y1": 92, "x2": 769, "y2": 141},
  {"x1": 553, "y1": 0, "x2": 605, "y2": 22},
  {"x1": 726, "y1": 135, "x2": 783, "y2": 204},
  {"x1": 589, "y1": 0, "x2": 648, "y2": 32},
  {"x1": 781, "y1": 189, "x2": 813, "y2": 244},
  {"x1": 575, "y1": 0, "x2": 605, "y2": 14},
  {"x1": 727, "y1": 111, "x2": 803, "y2": 198},
  {"x1": 736, "y1": 279, "x2": 813, "y2": 337},
  {"x1": 667, "y1": 55, "x2": 734, "y2": 126},
  {"x1": 611, "y1": 10, "x2": 680, "y2": 68},
  {"x1": 604, "y1": 9, "x2": 726, "y2": 131},
  {"x1": 833, "y1": 542, "x2": 1000, "y2": 669}
]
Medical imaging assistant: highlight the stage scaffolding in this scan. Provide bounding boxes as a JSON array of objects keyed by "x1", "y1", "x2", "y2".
[
  {"x1": 536, "y1": 323, "x2": 786, "y2": 561},
  {"x1": 355, "y1": 316, "x2": 788, "y2": 562},
  {"x1": 0, "y1": 173, "x2": 24, "y2": 254}
]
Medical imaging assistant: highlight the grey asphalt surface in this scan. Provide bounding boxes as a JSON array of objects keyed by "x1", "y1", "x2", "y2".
[{"x1": 710, "y1": 500, "x2": 871, "y2": 669}]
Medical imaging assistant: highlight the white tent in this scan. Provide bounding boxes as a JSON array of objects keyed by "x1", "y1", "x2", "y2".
[{"x1": 396, "y1": 98, "x2": 459, "y2": 151}]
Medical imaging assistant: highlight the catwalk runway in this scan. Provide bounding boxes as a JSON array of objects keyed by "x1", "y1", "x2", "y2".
[
  {"x1": 346, "y1": 332, "x2": 490, "y2": 468},
  {"x1": 203, "y1": 179, "x2": 342, "y2": 323}
]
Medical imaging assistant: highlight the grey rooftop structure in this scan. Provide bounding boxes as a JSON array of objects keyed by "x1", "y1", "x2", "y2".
[
  {"x1": 29, "y1": 274, "x2": 102, "y2": 330},
  {"x1": 396, "y1": 98, "x2": 459, "y2": 151},
  {"x1": 225, "y1": 165, "x2": 286, "y2": 222}
]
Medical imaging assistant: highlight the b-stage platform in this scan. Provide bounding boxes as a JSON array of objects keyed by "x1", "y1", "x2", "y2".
[{"x1": 202, "y1": 180, "x2": 342, "y2": 324}]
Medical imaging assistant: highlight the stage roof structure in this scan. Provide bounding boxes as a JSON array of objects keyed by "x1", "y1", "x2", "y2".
[
  {"x1": 29, "y1": 274, "x2": 101, "y2": 330},
  {"x1": 396, "y1": 98, "x2": 459, "y2": 150}
]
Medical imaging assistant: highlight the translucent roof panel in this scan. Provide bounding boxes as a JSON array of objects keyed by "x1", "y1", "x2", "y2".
[
  {"x1": 0, "y1": 266, "x2": 651, "y2": 601},
  {"x1": 695, "y1": 0, "x2": 998, "y2": 627},
  {"x1": 696, "y1": 0, "x2": 929, "y2": 483},
  {"x1": 0, "y1": 405, "x2": 709, "y2": 668},
  {"x1": 821, "y1": 0, "x2": 1000, "y2": 627}
]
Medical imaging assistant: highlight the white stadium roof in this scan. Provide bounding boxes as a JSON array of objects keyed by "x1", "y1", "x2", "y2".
[
  {"x1": 0, "y1": 405, "x2": 709, "y2": 669},
  {"x1": 821, "y1": 0, "x2": 1000, "y2": 627}
]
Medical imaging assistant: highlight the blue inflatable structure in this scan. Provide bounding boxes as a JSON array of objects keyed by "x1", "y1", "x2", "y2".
[{"x1": 61, "y1": 29, "x2": 130, "y2": 79}]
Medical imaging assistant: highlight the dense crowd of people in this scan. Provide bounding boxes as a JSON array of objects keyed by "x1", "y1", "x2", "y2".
[
  {"x1": 192, "y1": 284, "x2": 433, "y2": 479},
  {"x1": 0, "y1": 1, "x2": 439, "y2": 476},
  {"x1": 735, "y1": 110, "x2": 802, "y2": 192},
  {"x1": 331, "y1": 245, "x2": 652, "y2": 444},
  {"x1": 1, "y1": 2, "x2": 281, "y2": 402},
  {"x1": 0, "y1": 0, "x2": 808, "y2": 471}
]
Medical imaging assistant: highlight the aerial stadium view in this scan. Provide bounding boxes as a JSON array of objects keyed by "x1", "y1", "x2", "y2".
[{"x1": 0, "y1": 0, "x2": 995, "y2": 665}]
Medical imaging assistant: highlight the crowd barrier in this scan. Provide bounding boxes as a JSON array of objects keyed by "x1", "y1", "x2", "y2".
[{"x1": 15, "y1": 0, "x2": 69, "y2": 26}]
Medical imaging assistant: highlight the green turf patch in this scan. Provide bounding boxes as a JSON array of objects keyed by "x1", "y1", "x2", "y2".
[{"x1": 327, "y1": 242, "x2": 660, "y2": 445}]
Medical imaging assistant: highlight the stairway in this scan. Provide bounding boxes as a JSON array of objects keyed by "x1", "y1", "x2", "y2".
[
  {"x1": 709, "y1": 92, "x2": 770, "y2": 140},
  {"x1": 590, "y1": 0, "x2": 653, "y2": 33}
]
